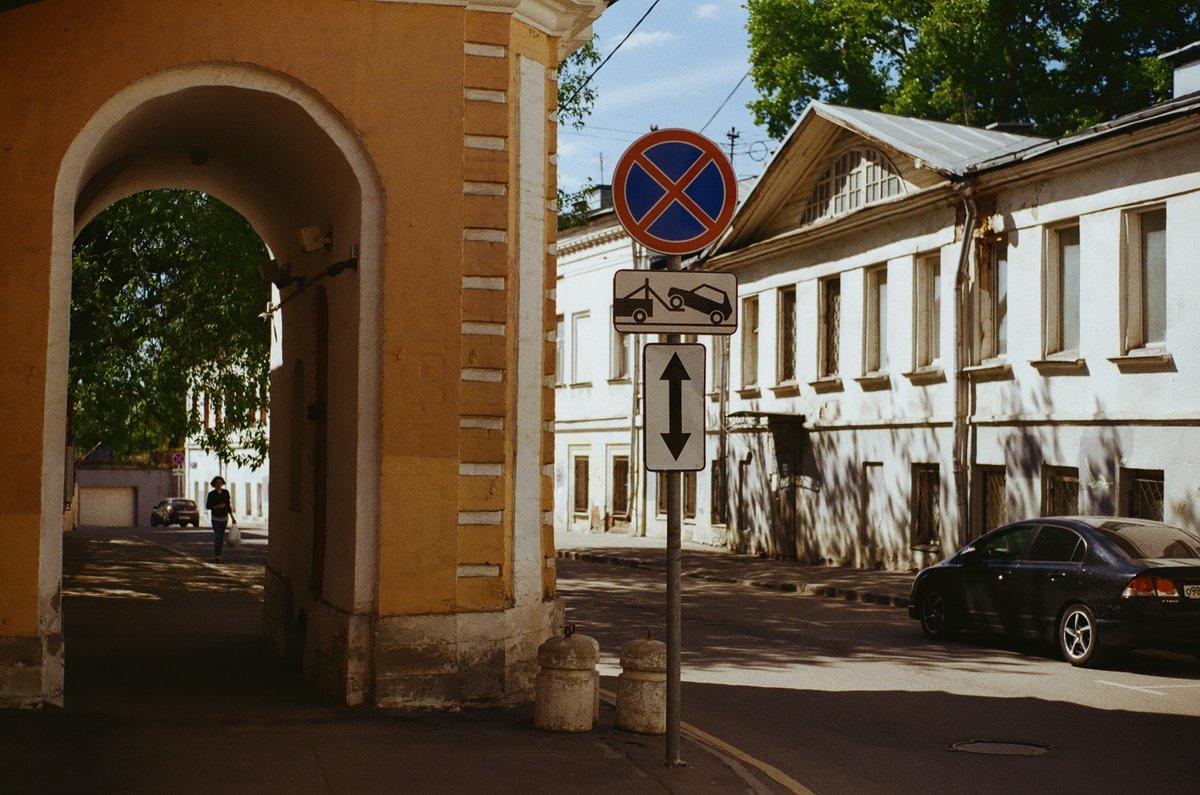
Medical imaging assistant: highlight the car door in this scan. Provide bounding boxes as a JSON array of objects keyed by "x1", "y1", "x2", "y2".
[
  {"x1": 960, "y1": 524, "x2": 1037, "y2": 632},
  {"x1": 1009, "y1": 524, "x2": 1087, "y2": 640}
]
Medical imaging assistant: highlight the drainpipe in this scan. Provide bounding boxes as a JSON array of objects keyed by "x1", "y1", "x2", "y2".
[{"x1": 951, "y1": 180, "x2": 978, "y2": 551}]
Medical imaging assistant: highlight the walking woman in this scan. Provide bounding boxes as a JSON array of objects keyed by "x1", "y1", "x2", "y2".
[{"x1": 206, "y1": 476, "x2": 237, "y2": 562}]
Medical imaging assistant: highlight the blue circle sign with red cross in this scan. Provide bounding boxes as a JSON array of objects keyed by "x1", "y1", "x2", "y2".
[{"x1": 611, "y1": 128, "x2": 738, "y2": 256}]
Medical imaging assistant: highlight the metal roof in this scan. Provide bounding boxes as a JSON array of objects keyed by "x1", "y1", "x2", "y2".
[{"x1": 810, "y1": 102, "x2": 1046, "y2": 174}]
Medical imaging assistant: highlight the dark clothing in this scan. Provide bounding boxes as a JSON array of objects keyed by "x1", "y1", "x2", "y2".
[
  {"x1": 211, "y1": 517, "x2": 227, "y2": 559},
  {"x1": 206, "y1": 488, "x2": 232, "y2": 520}
]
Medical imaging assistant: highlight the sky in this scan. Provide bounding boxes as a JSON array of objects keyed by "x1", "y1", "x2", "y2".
[{"x1": 556, "y1": 0, "x2": 778, "y2": 195}]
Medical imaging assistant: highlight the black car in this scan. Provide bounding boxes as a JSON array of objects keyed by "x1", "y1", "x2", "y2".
[
  {"x1": 909, "y1": 516, "x2": 1200, "y2": 666},
  {"x1": 150, "y1": 498, "x2": 200, "y2": 528}
]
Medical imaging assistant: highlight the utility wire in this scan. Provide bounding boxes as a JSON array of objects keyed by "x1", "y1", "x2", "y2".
[
  {"x1": 561, "y1": 0, "x2": 664, "y2": 111},
  {"x1": 699, "y1": 5, "x2": 796, "y2": 134}
]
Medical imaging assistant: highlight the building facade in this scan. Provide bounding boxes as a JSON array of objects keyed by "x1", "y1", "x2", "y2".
[
  {"x1": 703, "y1": 46, "x2": 1200, "y2": 571},
  {"x1": 1, "y1": 0, "x2": 606, "y2": 709}
]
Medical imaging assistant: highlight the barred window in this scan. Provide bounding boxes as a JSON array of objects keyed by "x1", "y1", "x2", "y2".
[
  {"x1": 778, "y1": 286, "x2": 797, "y2": 383},
  {"x1": 1042, "y1": 466, "x2": 1079, "y2": 516},
  {"x1": 1122, "y1": 469, "x2": 1164, "y2": 521},
  {"x1": 912, "y1": 464, "x2": 941, "y2": 548},
  {"x1": 819, "y1": 277, "x2": 841, "y2": 377},
  {"x1": 802, "y1": 149, "x2": 904, "y2": 226},
  {"x1": 572, "y1": 455, "x2": 589, "y2": 515},
  {"x1": 980, "y1": 466, "x2": 1007, "y2": 536},
  {"x1": 610, "y1": 456, "x2": 630, "y2": 517}
]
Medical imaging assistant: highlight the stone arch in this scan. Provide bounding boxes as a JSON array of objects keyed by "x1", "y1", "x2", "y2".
[{"x1": 42, "y1": 63, "x2": 385, "y2": 696}]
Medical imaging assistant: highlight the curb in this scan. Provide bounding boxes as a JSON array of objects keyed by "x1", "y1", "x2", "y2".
[{"x1": 556, "y1": 549, "x2": 911, "y2": 609}]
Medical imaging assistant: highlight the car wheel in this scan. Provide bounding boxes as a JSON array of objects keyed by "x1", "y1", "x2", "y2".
[
  {"x1": 919, "y1": 589, "x2": 957, "y2": 639},
  {"x1": 1059, "y1": 604, "x2": 1104, "y2": 667},
  {"x1": 669, "y1": 295, "x2": 684, "y2": 310},
  {"x1": 632, "y1": 308, "x2": 647, "y2": 324},
  {"x1": 709, "y1": 310, "x2": 724, "y2": 325}
]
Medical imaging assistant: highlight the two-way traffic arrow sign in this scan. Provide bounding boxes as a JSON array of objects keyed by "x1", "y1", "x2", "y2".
[{"x1": 644, "y1": 344, "x2": 705, "y2": 472}]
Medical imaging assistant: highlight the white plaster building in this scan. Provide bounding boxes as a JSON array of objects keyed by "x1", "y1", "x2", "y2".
[
  {"x1": 558, "y1": 45, "x2": 1200, "y2": 575},
  {"x1": 701, "y1": 44, "x2": 1200, "y2": 571},
  {"x1": 554, "y1": 190, "x2": 726, "y2": 545}
]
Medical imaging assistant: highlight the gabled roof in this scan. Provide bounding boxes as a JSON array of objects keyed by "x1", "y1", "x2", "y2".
[
  {"x1": 709, "y1": 101, "x2": 1046, "y2": 256},
  {"x1": 814, "y1": 104, "x2": 1044, "y2": 174}
]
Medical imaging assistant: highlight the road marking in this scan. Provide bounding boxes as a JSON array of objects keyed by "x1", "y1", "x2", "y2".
[{"x1": 599, "y1": 687, "x2": 815, "y2": 795}]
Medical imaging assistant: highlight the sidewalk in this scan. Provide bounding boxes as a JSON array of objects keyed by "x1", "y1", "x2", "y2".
[
  {"x1": 0, "y1": 527, "x2": 775, "y2": 794},
  {"x1": 556, "y1": 530, "x2": 915, "y2": 609}
]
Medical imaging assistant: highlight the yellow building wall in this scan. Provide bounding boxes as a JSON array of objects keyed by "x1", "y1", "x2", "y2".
[{"x1": 0, "y1": 0, "x2": 569, "y2": 635}]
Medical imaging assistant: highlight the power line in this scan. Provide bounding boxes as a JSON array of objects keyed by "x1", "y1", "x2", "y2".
[
  {"x1": 561, "y1": 0, "x2": 664, "y2": 111},
  {"x1": 698, "y1": 5, "x2": 796, "y2": 134}
]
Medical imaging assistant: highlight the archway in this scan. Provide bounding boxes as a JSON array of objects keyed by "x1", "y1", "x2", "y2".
[{"x1": 46, "y1": 63, "x2": 385, "y2": 704}]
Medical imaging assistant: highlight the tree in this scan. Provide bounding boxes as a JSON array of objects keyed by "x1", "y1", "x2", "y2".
[
  {"x1": 70, "y1": 190, "x2": 270, "y2": 467},
  {"x1": 557, "y1": 37, "x2": 601, "y2": 231},
  {"x1": 746, "y1": 0, "x2": 1200, "y2": 139}
]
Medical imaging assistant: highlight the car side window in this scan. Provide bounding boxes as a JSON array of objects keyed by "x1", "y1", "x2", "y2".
[
  {"x1": 1026, "y1": 526, "x2": 1085, "y2": 563},
  {"x1": 976, "y1": 525, "x2": 1036, "y2": 562}
]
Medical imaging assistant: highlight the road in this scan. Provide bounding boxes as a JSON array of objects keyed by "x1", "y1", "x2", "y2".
[{"x1": 556, "y1": 556, "x2": 1200, "y2": 795}]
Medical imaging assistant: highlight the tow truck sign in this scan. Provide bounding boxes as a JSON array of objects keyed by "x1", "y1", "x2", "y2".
[{"x1": 611, "y1": 269, "x2": 738, "y2": 335}]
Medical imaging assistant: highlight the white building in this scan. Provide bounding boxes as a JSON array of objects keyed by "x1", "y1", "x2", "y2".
[
  {"x1": 558, "y1": 45, "x2": 1200, "y2": 573},
  {"x1": 702, "y1": 44, "x2": 1200, "y2": 570}
]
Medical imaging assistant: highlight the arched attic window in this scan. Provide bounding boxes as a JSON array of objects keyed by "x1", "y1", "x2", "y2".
[{"x1": 801, "y1": 148, "x2": 905, "y2": 226}]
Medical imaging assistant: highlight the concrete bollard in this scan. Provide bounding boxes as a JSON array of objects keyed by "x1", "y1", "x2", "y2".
[
  {"x1": 534, "y1": 626, "x2": 599, "y2": 732},
  {"x1": 615, "y1": 636, "x2": 666, "y2": 734}
]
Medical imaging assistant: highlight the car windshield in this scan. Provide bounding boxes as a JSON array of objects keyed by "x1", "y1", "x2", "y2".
[
  {"x1": 1095, "y1": 521, "x2": 1200, "y2": 560},
  {"x1": 169, "y1": 499, "x2": 196, "y2": 509}
]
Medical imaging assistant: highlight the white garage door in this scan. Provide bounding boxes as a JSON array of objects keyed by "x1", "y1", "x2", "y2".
[{"x1": 79, "y1": 487, "x2": 135, "y2": 527}]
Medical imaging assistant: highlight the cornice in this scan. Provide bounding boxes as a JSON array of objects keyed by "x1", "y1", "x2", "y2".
[
  {"x1": 401, "y1": 0, "x2": 606, "y2": 56},
  {"x1": 557, "y1": 223, "x2": 627, "y2": 256}
]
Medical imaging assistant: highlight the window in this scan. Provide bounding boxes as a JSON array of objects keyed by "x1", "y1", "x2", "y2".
[
  {"x1": 978, "y1": 243, "x2": 1008, "y2": 360},
  {"x1": 1045, "y1": 224, "x2": 1080, "y2": 356},
  {"x1": 570, "y1": 311, "x2": 590, "y2": 383},
  {"x1": 912, "y1": 464, "x2": 941, "y2": 548},
  {"x1": 1122, "y1": 469, "x2": 1164, "y2": 521},
  {"x1": 975, "y1": 524, "x2": 1036, "y2": 561},
  {"x1": 1027, "y1": 526, "x2": 1085, "y2": 563},
  {"x1": 572, "y1": 455, "x2": 589, "y2": 515},
  {"x1": 802, "y1": 148, "x2": 905, "y2": 225},
  {"x1": 710, "y1": 458, "x2": 727, "y2": 524},
  {"x1": 914, "y1": 255, "x2": 940, "y2": 368},
  {"x1": 1042, "y1": 466, "x2": 1079, "y2": 516},
  {"x1": 819, "y1": 277, "x2": 841, "y2": 377},
  {"x1": 610, "y1": 319, "x2": 630, "y2": 380},
  {"x1": 711, "y1": 337, "x2": 728, "y2": 396},
  {"x1": 555, "y1": 315, "x2": 565, "y2": 385},
  {"x1": 980, "y1": 466, "x2": 1007, "y2": 536},
  {"x1": 655, "y1": 471, "x2": 697, "y2": 519},
  {"x1": 741, "y1": 295, "x2": 759, "y2": 388},
  {"x1": 610, "y1": 455, "x2": 630, "y2": 517},
  {"x1": 777, "y1": 286, "x2": 796, "y2": 383},
  {"x1": 1122, "y1": 207, "x2": 1166, "y2": 352},
  {"x1": 864, "y1": 267, "x2": 888, "y2": 373}
]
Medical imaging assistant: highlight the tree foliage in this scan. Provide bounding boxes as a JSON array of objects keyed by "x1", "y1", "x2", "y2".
[
  {"x1": 746, "y1": 0, "x2": 1200, "y2": 139},
  {"x1": 557, "y1": 37, "x2": 602, "y2": 231},
  {"x1": 71, "y1": 190, "x2": 270, "y2": 467}
]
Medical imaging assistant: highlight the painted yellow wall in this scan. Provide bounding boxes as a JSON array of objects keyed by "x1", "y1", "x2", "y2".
[{"x1": 0, "y1": 0, "x2": 574, "y2": 633}]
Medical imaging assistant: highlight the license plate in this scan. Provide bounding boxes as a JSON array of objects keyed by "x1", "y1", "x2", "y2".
[{"x1": 1184, "y1": 585, "x2": 1200, "y2": 599}]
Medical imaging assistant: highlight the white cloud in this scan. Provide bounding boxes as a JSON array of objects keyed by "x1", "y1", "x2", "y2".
[
  {"x1": 695, "y1": 4, "x2": 720, "y2": 19},
  {"x1": 620, "y1": 30, "x2": 677, "y2": 51}
]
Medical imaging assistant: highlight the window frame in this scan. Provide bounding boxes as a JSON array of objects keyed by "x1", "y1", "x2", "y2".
[
  {"x1": 740, "y1": 295, "x2": 759, "y2": 390},
  {"x1": 818, "y1": 276, "x2": 841, "y2": 378},
  {"x1": 609, "y1": 453, "x2": 631, "y2": 519},
  {"x1": 609, "y1": 309, "x2": 631, "y2": 381},
  {"x1": 977, "y1": 241, "x2": 1008, "y2": 362},
  {"x1": 913, "y1": 254, "x2": 941, "y2": 369},
  {"x1": 777, "y1": 285, "x2": 797, "y2": 384},
  {"x1": 1043, "y1": 223, "x2": 1081, "y2": 358},
  {"x1": 1121, "y1": 205, "x2": 1167, "y2": 354},
  {"x1": 1041, "y1": 465, "x2": 1080, "y2": 516},
  {"x1": 570, "y1": 310, "x2": 590, "y2": 385},
  {"x1": 572, "y1": 453, "x2": 590, "y2": 516},
  {"x1": 911, "y1": 463, "x2": 941, "y2": 549},
  {"x1": 863, "y1": 265, "x2": 888, "y2": 375}
]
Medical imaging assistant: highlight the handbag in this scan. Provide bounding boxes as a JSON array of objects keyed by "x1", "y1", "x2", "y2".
[{"x1": 226, "y1": 522, "x2": 241, "y2": 547}]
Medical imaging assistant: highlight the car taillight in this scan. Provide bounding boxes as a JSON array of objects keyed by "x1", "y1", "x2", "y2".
[{"x1": 1121, "y1": 574, "x2": 1179, "y2": 599}]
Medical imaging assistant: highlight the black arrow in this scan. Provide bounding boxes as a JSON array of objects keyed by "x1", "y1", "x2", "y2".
[{"x1": 660, "y1": 353, "x2": 691, "y2": 460}]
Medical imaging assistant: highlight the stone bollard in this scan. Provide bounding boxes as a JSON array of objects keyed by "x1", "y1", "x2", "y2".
[
  {"x1": 615, "y1": 635, "x2": 666, "y2": 734},
  {"x1": 534, "y1": 625, "x2": 599, "y2": 732}
]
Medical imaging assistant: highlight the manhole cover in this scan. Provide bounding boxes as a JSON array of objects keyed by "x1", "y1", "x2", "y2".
[{"x1": 951, "y1": 741, "x2": 1053, "y2": 757}]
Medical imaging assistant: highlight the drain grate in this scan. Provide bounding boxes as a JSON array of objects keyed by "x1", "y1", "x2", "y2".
[{"x1": 951, "y1": 741, "x2": 1053, "y2": 757}]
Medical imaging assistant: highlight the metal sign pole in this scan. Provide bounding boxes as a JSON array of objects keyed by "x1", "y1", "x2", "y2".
[{"x1": 664, "y1": 254, "x2": 683, "y2": 767}]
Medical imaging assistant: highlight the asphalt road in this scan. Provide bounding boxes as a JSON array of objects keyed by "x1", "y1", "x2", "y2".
[{"x1": 556, "y1": 556, "x2": 1200, "y2": 795}]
